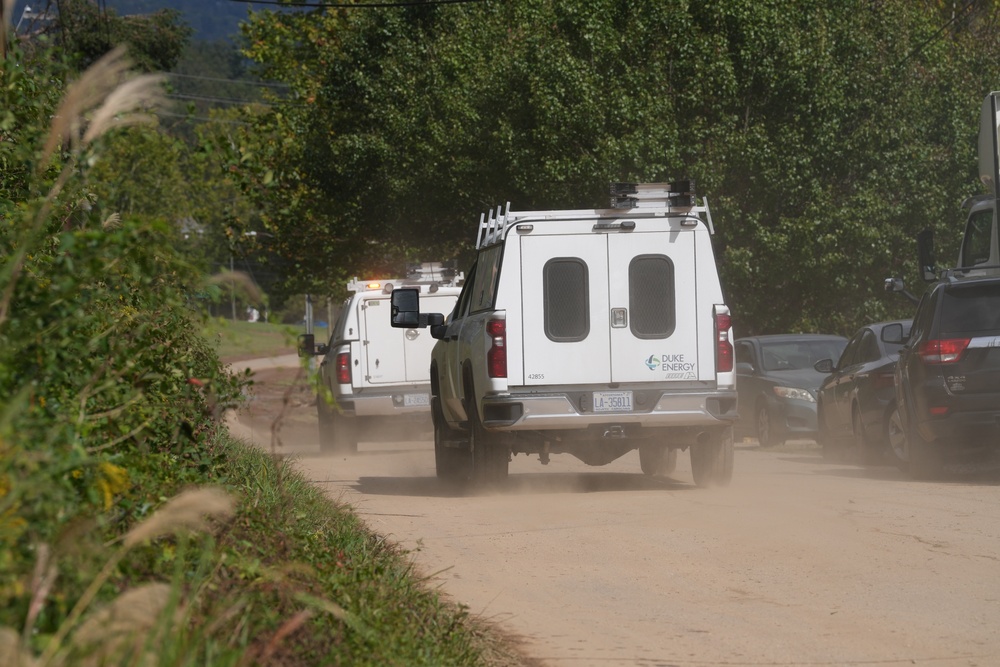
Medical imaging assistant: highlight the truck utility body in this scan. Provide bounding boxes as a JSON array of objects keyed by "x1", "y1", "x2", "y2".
[
  {"x1": 311, "y1": 265, "x2": 462, "y2": 453},
  {"x1": 391, "y1": 183, "x2": 737, "y2": 487},
  {"x1": 957, "y1": 91, "x2": 1000, "y2": 272}
]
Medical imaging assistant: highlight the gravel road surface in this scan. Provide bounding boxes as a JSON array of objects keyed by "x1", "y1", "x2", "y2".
[{"x1": 231, "y1": 363, "x2": 1000, "y2": 667}]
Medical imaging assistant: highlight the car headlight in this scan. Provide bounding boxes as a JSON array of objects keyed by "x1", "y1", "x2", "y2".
[{"x1": 772, "y1": 386, "x2": 816, "y2": 403}]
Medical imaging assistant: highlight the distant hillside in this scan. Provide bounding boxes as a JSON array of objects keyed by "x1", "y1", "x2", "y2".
[
  {"x1": 107, "y1": 0, "x2": 254, "y2": 42},
  {"x1": 10, "y1": 0, "x2": 306, "y2": 43}
]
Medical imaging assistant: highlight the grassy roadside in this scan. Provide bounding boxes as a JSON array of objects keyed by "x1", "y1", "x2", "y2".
[
  {"x1": 210, "y1": 319, "x2": 532, "y2": 666},
  {"x1": 212, "y1": 438, "x2": 530, "y2": 666}
]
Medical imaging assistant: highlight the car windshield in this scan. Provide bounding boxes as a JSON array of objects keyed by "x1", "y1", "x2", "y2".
[
  {"x1": 940, "y1": 284, "x2": 1000, "y2": 335},
  {"x1": 760, "y1": 340, "x2": 847, "y2": 371}
]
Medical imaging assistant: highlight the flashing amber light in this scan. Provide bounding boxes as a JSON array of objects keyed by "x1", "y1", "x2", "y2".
[{"x1": 366, "y1": 282, "x2": 381, "y2": 290}]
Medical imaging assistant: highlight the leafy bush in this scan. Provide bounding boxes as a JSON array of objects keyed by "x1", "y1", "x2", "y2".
[{"x1": 0, "y1": 43, "x2": 245, "y2": 647}]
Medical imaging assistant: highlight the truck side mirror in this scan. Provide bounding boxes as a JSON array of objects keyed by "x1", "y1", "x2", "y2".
[
  {"x1": 884, "y1": 277, "x2": 920, "y2": 305},
  {"x1": 297, "y1": 333, "x2": 314, "y2": 357},
  {"x1": 390, "y1": 288, "x2": 422, "y2": 328},
  {"x1": 917, "y1": 229, "x2": 937, "y2": 282}
]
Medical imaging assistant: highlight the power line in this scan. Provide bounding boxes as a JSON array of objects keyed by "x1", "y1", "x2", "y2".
[
  {"x1": 228, "y1": 0, "x2": 486, "y2": 7},
  {"x1": 167, "y1": 72, "x2": 290, "y2": 89},
  {"x1": 158, "y1": 110, "x2": 250, "y2": 125},
  {"x1": 167, "y1": 92, "x2": 274, "y2": 106},
  {"x1": 892, "y1": 0, "x2": 977, "y2": 71}
]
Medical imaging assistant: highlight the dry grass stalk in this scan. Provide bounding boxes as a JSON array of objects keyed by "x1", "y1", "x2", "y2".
[
  {"x1": 23, "y1": 544, "x2": 58, "y2": 643},
  {"x1": 40, "y1": 488, "x2": 235, "y2": 665},
  {"x1": 83, "y1": 74, "x2": 166, "y2": 144},
  {"x1": 70, "y1": 583, "x2": 174, "y2": 667},
  {"x1": 40, "y1": 46, "x2": 165, "y2": 168},
  {"x1": 124, "y1": 487, "x2": 235, "y2": 548},
  {"x1": 257, "y1": 609, "x2": 311, "y2": 663},
  {"x1": 0, "y1": 626, "x2": 38, "y2": 667},
  {"x1": 0, "y1": 46, "x2": 165, "y2": 329},
  {"x1": 102, "y1": 213, "x2": 122, "y2": 230}
]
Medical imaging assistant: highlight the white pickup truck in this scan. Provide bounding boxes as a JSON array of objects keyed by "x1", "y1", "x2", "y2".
[
  {"x1": 302, "y1": 264, "x2": 462, "y2": 453},
  {"x1": 391, "y1": 182, "x2": 737, "y2": 487}
]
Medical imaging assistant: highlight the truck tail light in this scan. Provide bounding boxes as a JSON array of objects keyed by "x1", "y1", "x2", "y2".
[
  {"x1": 715, "y1": 312, "x2": 733, "y2": 373},
  {"x1": 336, "y1": 351, "x2": 351, "y2": 384},
  {"x1": 486, "y1": 319, "x2": 507, "y2": 378},
  {"x1": 918, "y1": 338, "x2": 970, "y2": 364}
]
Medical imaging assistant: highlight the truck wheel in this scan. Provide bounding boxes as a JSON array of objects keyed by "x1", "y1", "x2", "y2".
[
  {"x1": 433, "y1": 397, "x2": 469, "y2": 481},
  {"x1": 691, "y1": 427, "x2": 734, "y2": 487},
  {"x1": 639, "y1": 443, "x2": 677, "y2": 476},
  {"x1": 317, "y1": 399, "x2": 358, "y2": 455},
  {"x1": 469, "y1": 402, "x2": 509, "y2": 486}
]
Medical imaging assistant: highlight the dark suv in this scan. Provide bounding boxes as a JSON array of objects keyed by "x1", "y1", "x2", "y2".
[{"x1": 891, "y1": 274, "x2": 1000, "y2": 478}]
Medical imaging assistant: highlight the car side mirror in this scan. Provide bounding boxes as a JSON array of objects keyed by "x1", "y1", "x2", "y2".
[
  {"x1": 881, "y1": 322, "x2": 906, "y2": 345},
  {"x1": 430, "y1": 323, "x2": 448, "y2": 339},
  {"x1": 814, "y1": 358, "x2": 834, "y2": 374},
  {"x1": 734, "y1": 362, "x2": 754, "y2": 375},
  {"x1": 391, "y1": 288, "x2": 422, "y2": 328}
]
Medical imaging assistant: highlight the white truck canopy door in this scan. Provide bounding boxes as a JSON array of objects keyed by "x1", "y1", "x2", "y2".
[{"x1": 518, "y1": 224, "x2": 701, "y2": 386}]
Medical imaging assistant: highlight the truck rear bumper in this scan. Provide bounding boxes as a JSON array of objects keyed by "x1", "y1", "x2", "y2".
[
  {"x1": 481, "y1": 389, "x2": 737, "y2": 430},
  {"x1": 338, "y1": 390, "x2": 433, "y2": 417}
]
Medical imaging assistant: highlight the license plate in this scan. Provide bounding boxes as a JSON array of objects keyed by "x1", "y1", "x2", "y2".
[
  {"x1": 403, "y1": 393, "x2": 430, "y2": 407},
  {"x1": 593, "y1": 390, "x2": 633, "y2": 413}
]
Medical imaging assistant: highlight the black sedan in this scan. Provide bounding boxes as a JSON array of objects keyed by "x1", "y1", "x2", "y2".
[
  {"x1": 735, "y1": 334, "x2": 849, "y2": 446},
  {"x1": 814, "y1": 320, "x2": 912, "y2": 464}
]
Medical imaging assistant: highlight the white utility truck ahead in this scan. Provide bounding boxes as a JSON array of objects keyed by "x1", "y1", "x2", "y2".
[
  {"x1": 302, "y1": 264, "x2": 462, "y2": 453},
  {"x1": 887, "y1": 92, "x2": 1000, "y2": 298},
  {"x1": 954, "y1": 91, "x2": 1000, "y2": 273},
  {"x1": 390, "y1": 182, "x2": 737, "y2": 487}
]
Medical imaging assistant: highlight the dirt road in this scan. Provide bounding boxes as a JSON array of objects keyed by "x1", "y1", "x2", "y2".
[{"x1": 233, "y1": 363, "x2": 1000, "y2": 666}]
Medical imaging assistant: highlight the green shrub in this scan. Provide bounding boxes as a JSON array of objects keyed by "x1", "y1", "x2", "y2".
[{"x1": 0, "y1": 44, "x2": 246, "y2": 646}]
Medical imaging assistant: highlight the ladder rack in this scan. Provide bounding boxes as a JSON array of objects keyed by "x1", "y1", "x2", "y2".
[{"x1": 475, "y1": 181, "x2": 712, "y2": 249}]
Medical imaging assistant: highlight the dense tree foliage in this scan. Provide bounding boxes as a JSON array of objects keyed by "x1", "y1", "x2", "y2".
[{"x1": 237, "y1": 0, "x2": 1000, "y2": 334}]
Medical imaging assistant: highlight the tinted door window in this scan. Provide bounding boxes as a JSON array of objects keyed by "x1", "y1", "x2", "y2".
[
  {"x1": 628, "y1": 255, "x2": 675, "y2": 339},
  {"x1": 858, "y1": 330, "x2": 880, "y2": 363},
  {"x1": 837, "y1": 335, "x2": 861, "y2": 369},
  {"x1": 735, "y1": 341, "x2": 755, "y2": 369},
  {"x1": 544, "y1": 258, "x2": 589, "y2": 342}
]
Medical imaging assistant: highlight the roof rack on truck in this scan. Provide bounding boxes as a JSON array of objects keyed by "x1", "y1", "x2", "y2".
[
  {"x1": 346, "y1": 262, "x2": 464, "y2": 294},
  {"x1": 475, "y1": 179, "x2": 713, "y2": 249}
]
